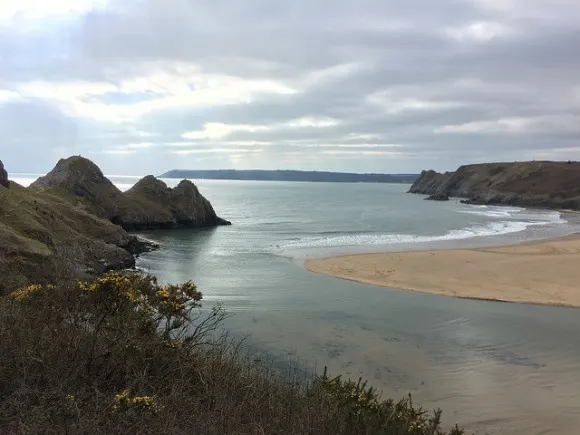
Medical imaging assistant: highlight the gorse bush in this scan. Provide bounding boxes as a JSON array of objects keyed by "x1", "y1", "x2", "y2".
[{"x1": 0, "y1": 272, "x2": 463, "y2": 434}]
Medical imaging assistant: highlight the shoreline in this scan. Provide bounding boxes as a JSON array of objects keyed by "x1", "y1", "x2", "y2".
[{"x1": 304, "y1": 234, "x2": 580, "y2": 308}]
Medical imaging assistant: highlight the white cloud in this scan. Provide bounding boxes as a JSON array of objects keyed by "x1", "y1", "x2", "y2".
[
  {"x1": 435, "y1": 115, "x2": 580, "y2": 134},
  {"x1": 321, "y1": 150, "x2": 409, "y2": 156},
  {"x1": 435, "y1": 117, "x2": 533, "y2": 133},
  {"x1": 0, "y1": 0, "x2": 111, "y2": 26},
  {"x1": 16, "y1": 65, "x2": 297, "y2": 123},
  {"x1": 291, "y1": 143, "x2": 402, "y2": 148},
  {"x1": 367, "y1": 92, "x2": 462, "y2": 114},
  {"x1": 286, "y1": 117, "x2": 340, "y2": 128},
  {"x1": 182, "y1": 117, "x2": 340, "y2": 140},
  {"x1": 183, "y1": 123, "x2": 270, "y2": 140},
  {"x1": 445, "y1": 21, "x2": 513, "y2": 41},
  {"x1": 171, "y1": 148, "x2": 263, "y2": 155},
  {"x1": 102, "y1": 149, "x2": 138, "y2": 155},
  {"x1": 123, "y1": 142, "x2": 156, "y2": 149},
  {"x1": 0, "y1": 90, "x2": 21, "y2": 103},
  {"x1": 304, "y1": 63, "x2": 367, "y2": 87}
]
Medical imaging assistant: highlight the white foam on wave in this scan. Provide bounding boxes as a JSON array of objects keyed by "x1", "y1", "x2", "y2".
[
  {"x1": 279, "y1": 213, "x2": 564, "y2": 251},
  {"x1": 458, "y1": 204, "x2": 565, "y2": 224}
]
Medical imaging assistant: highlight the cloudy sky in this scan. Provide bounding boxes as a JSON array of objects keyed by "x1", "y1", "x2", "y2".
[{"x1": 0, "y1": 0, "x2": 579, "y2": 175}]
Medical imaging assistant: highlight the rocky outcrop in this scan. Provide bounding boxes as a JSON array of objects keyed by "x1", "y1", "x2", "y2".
[
  {"x1": 0, "y1": 175, "x2": 152, "y2": 294},
  {"x1": 31, "y1": 156, "x2": 230, "y2": 231},
  {"x1": 0, "y1": 159, "x2": 9, "y2": 188},
  {"x1": 425, "y1": 193, "x2": 449, "y2": 201},
  {"x1": 409, "y1": 161, "x2": 580, "y2": 210},
  {"x1": 31, "y1": 156, "x2": 123, "y2": 219},
  {"x1": 116, "y1": 176, "x2": 230, "y2": 230}
]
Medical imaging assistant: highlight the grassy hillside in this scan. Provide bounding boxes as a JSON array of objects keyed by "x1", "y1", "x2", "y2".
[{"x1": 0, "y1": 183, "x2": 136, "y2": 294}]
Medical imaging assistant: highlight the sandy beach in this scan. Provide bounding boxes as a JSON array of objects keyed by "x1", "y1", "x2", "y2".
[{"x1": 305, "y1": 236, "x2": 580, "y2": 308}]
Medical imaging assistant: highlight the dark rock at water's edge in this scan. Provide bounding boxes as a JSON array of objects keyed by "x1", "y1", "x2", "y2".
[
  {"x1": 0, "y1": 159, "x2": 9, "y2": 188},
  {"x1": 409, "y1": 161, "x2": 580, "y2": 210},
  {"x1": 119, "y1": 176, "x2": 231, "y2": 230},
  {"x1": 31, "y1": 156, "x2": 230, "y2": 230},
  {"x1": 425, "y1": 193, "x2": 449, "y2": 201}
]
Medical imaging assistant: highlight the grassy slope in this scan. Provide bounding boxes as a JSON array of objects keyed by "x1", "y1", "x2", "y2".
[{"x1": 0, "y1": 184, "x2": 133, "y2": 293}]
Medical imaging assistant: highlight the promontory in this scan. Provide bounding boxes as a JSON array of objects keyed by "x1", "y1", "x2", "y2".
[
  {"x1": 409, "y1": 160, "x2": 580, "y2": 210},
  {"x1": 0, "y1": 156, "x2": 229, "y2": 293}
]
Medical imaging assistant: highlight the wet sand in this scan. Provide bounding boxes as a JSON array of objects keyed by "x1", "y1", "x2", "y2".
[{"x1": 305, "y1": 236, "x2": 580, "y2": 308}]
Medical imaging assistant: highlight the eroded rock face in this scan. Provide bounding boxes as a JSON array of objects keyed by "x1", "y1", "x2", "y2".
[
  {"x1": 425, "y1": 193, "x2": 450, "y2": 201},
  {"x1": 409, "y1": 161, "x2": 580, "y2": 210},
  {"x1": 0, "y1": 160, "x2": 9, "y2": 188},
  {"x1": 31, "y1": 156, "x2": 123, "y2": 218},
  {"x1": 31, "y1": 156, "x2": 230, "y2": 231},
  {"x1": 118, "y1": 177, "x2": 231, "y2": 230}
]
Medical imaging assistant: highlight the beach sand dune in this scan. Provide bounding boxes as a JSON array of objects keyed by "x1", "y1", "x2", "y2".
[{"x1": 305, "y1": 237, "x2": 580, "y2": 308}]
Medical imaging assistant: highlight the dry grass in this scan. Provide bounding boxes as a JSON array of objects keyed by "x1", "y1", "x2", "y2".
[
  {"x1": 0, "y1": 185, "x2": 136, "y2": 294},
  {"x1": 0, "y1": 272, "x2": 464, "y2": 435}
]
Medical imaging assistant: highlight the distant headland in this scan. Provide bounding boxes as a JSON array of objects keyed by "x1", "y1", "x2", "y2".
[
  {"x1": 409, "y1": 160, "x2": 580, "y2": 210},
  {"x1": 160, "y1": 169, "x2": 419, "y2": 184}
]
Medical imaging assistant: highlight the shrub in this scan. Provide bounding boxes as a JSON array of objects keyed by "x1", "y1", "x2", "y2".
[{"x1": 0, "y1": 272, "x2": 463, "y2": 434}]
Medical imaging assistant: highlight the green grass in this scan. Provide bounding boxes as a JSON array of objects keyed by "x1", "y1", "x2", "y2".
[{"x1": 0, "y1": 272, "x2": 464, "y2": 434}]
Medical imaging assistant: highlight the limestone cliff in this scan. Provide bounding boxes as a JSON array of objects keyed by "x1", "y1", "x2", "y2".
[
  {"x1": 409, "y1": 161, "x2": 580, "y2": 209},
  {"x1": 31, "y1": 156, "x2": 231, "y2": 230}
]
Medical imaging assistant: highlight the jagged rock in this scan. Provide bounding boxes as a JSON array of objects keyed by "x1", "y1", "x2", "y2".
[
  {"x1": 31, "y1": 156, "x2": 230, "y2": 231},
  {"x1": 409, "y1": 161, "x2": 580, "y2": 210},
  {"x1": 31, "y1": 155, "x2": 123, "y2": 219},
  {"x1": 118, "y1": 177, "x2": 231, "y2": 230},
  {"x1": 425, "y1": 193, "x2": 449, "y2": 201},
  {"x1": 0, "y1": 159, "x2": 9, "y2": 188}
]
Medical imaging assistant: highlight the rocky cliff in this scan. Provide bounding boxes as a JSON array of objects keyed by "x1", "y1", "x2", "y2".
[
  {"x1": 31, "y1": 156, "x2": 230, "y2": 230},
  {"x1": 1, "y1": 156, "x2": 229, "y2": 293},
  {"x1": 0, "y1": 160, "x2": 9, "y2": 188},
  {"x1": 409, "y1": 161, "x2": 580, "y2": 209}
]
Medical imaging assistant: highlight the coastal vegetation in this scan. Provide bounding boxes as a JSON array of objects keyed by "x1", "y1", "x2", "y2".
[
  {"x1": 0, "y1": 156, "x2": 464, "y2": 434},
  {"x1": 0, "y1": 271, "x2": 463, "y2": 434}
]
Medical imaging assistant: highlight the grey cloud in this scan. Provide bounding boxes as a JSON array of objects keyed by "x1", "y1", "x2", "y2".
[{"x1": 0, "y1": 0, "x2": 579, "y2": 174}]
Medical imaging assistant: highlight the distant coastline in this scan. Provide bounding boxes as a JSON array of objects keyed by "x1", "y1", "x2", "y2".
[{"x1": 160, "y1": 169, "x2": 419, "y2": 184}]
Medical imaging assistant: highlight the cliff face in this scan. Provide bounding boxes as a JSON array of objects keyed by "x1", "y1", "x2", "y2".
[
  {"x1": 119, "y1": 177, "x2": 229, "y2": 230},
  {"x1": 31, "y1": 156, "x2": 230, "y2": 230},
  {"x1": 409, "y1": 161, "x2": 580, "y2": 209},
  {"x1": 31, "y1": 156, "x2": 124, "y2": 219},
  {"x1": 0, "y1": 160, "x2": 9, "y2": 188},
  {"x1": 0, "y1": 156, "x2": 229, "y2": 293}
]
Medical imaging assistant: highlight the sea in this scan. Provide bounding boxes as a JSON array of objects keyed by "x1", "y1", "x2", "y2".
[{"x1": 13, "y1": 174, "x2": 580, "y2": 435}]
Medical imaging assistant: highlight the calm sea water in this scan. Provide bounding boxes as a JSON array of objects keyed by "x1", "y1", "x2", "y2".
[{"x1": 13, "y1": 174, "x2": 580, "y2": 434}]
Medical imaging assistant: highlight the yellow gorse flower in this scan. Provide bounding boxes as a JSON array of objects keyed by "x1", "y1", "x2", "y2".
[
  {"x1": 113, "y1": 390, "x2": 162, "y2": 414},
  {"x1": 9, "y1": 284, "x2": 44, "y2": 301}
]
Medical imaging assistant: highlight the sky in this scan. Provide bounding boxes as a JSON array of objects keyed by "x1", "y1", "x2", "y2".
[{"x1": 0, "y1": 0, "x2": 579, "y2": 175}]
